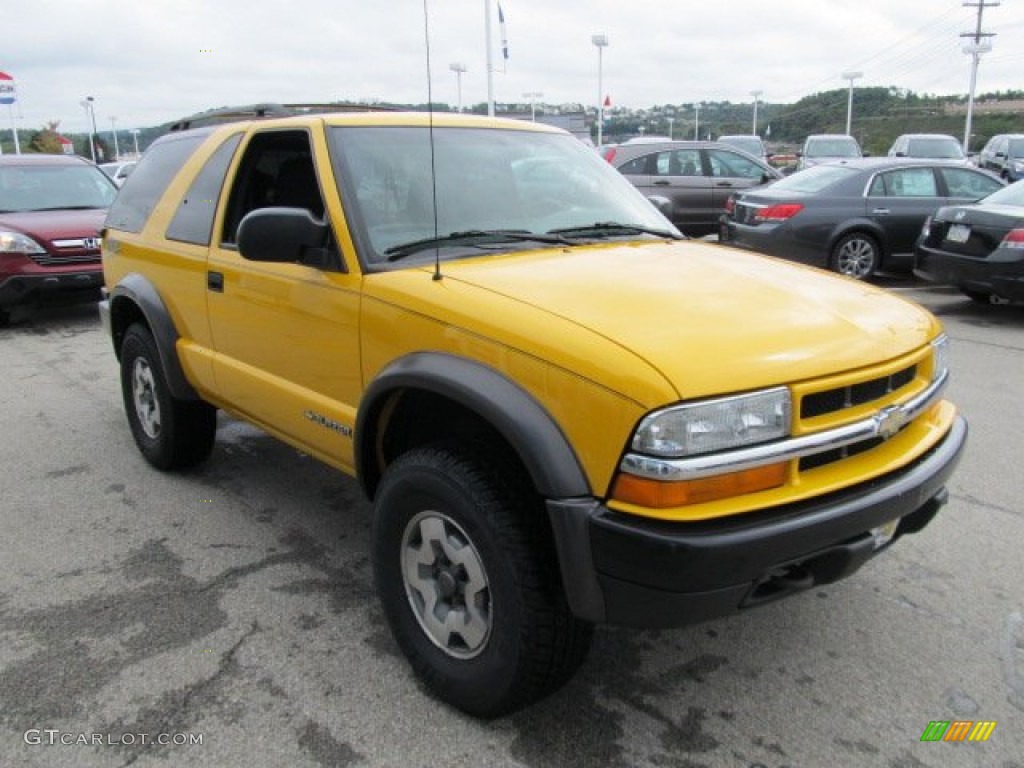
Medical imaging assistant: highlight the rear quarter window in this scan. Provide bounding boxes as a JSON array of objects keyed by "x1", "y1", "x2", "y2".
[
  {"x1": 165, "y1": 133, "x2": 243, "y2": 245},
  {"x1": 105, "y1": 134, "x2": 205, "y2": 233}
]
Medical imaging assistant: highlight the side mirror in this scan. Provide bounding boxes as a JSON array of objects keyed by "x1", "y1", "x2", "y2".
[
  {"x1": 237, "y1": 207, "x2": 329, "y2": 264},
  {"x1": 862, "y1": 151, "x2": 871, "y2": 157},
  {"x1": 894, "y1": 151, "x2": 906, "y2": 157},
  {"x1": 646, "y1": 195, "x2": 673, "y2": 218}
]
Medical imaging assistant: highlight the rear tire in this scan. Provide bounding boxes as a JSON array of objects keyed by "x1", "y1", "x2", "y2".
[
  {"x1": 831, "y1": 232, "x2": 880, "y2": 279},
  {"x1": 119, "y1": 323, "x2": 216, "y2": 470},
  {"x1": 372, "y1": 443, "x2": 593, "y2": 717},
  {"x1": 964, "y1": 290, "x2": 994, "y2": 304}
]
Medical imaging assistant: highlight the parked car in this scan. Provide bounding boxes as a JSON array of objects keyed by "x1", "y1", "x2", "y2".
[
  {"x1": 100, "y1": 110, "x2": 964, "y2": 716},
  {"x1": 976, "y1": 133, "x2": 1024, "y2": 182},
  {"x1": 720, "y1": 158, "x2": 1004, "y2": 279},
  {"x1": 888, "y1": 133, "x2": 966, "y2": 162},
  {"x1": 99, "y1": 160, "x2": 137, "y2": 186},
  {"x1": 915, "y1": 179, "x2": 1024, "y2": 303},
  {"x1": 717, "y1": 134, "x2": 770, "y2": 161},
  {"x1": 606, "y1": 140, "x2": 782, "y2": 236},
  {"x1": 0, "y1": 154, "x2": 118, "y2": 325},
  {"x1": 797, "y1": 134, "x2": 862, "y2": 171}
]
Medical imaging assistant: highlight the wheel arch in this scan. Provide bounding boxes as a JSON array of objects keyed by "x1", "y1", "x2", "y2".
[
  {"x1": 829, "y1": 222, "x2": 889, "y2": 268},
  {"x1": 106, "y1": 273, "x2": 200, "y2": 401},
  {"x1": 355, "y1": 353, "x2": 591, "y2": 502}
]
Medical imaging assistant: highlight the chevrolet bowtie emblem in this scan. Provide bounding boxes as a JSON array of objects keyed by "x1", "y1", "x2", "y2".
[{"x1": 874, "y1": 404, "x2": 910, "y2": 439}]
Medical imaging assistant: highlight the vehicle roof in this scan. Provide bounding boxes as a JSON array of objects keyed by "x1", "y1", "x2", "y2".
[
  {"x1": 892, "y1": 133, "x2": 960, "y2": 140},
  {"x1": 0, "y1": 154, "x2": 93, "y2": 167},
  {"x1": 804, "y1": 134, "x2": 858, "y2": 140},
  {"x1": 815, "y1": 157, "x2": 966, "y2": 171},
  {"x1": 161, "y1": 110, "x2": 565, "y2": 141}
]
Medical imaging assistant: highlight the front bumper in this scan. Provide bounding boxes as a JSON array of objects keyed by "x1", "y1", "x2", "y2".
[
  {"x1": 0, "y1": 269, "x2": 104, "y2": 308},
  {"x1": 548, "y1": 414, "x2": 967, "y2": 628},
  {"x1": 916, "y1": 245, "x2": 1024, "y2": 301}
]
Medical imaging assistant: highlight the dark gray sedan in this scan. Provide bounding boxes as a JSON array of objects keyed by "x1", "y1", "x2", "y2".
[
  {"x1": 721, "y1": 158, "x2": 1004, "y2": 279},
  {"x1": 604, "y1": 140, "x2": 781, "y2": 237}
]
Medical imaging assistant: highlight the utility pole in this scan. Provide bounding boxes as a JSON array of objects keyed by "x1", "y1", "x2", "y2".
[{"x1": 961, "y1": 0, "x2": 998, "y2": 154}]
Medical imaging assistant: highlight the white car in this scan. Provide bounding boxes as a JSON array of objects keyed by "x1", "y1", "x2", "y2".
[{"x1": 99, "y1": 161, "x2": 136, "y2": 186}]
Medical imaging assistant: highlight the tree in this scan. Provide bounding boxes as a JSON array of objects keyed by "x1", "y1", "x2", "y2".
[{"x1": 28, "y1": 121, "x2": 64, "y2": 154}]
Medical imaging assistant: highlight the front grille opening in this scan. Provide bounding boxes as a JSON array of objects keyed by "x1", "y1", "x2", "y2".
[
  {"x1": 799, "y1": 436, "x2": 885, "y2": 471},
  {"x1": 801, "y1": 364, "x2": 918, "y2": 419}
]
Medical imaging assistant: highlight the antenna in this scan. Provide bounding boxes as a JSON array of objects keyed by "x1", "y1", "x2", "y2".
[{"x1": 422, "y1": 0, "x2": 443, "y2": 281}]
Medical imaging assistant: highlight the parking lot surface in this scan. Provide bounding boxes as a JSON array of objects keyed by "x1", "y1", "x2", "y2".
[{"x1": 1, "y1": 283, "x2": 1022, "y2": 767}]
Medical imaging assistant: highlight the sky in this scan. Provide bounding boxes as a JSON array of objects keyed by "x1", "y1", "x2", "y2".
[{"x1": 2, "y1": 0, "x2": 1023, "y2": 136}]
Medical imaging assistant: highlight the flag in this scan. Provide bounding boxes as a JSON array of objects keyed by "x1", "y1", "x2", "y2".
[
  {"x1": 498, "y1": 3, "x2": 509, "y2": 61},
  {"x1": 603, "y1": 95, "x2": 611, "y2": 108}
]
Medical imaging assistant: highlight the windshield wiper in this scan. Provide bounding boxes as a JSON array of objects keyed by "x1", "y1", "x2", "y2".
[
  {"x1": 548, "y1": 222, "x2": 684, "y2": 240},
  {"x1": 385, "y1": 229, "x2": 575, "y2": 262}
]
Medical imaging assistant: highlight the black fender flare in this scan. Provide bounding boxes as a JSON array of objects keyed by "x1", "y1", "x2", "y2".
[
  {"x1": 105, "y1": 273, "x2": 200, "y2": 401},
  {"x1": 355, "y1": 352, "x2": 591, "y2": 501}
]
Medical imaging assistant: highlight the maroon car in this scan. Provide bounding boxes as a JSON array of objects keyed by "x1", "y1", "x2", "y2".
[{"x1": 0, "y1": 154, "x2": 117, "y2": 324}]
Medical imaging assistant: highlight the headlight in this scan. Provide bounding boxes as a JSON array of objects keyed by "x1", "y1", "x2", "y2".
[
  {"x1": 631, "y1": 387, "x2": 791, "y2": 458},
  {"x1": 0, "y1": 230, "x2": 46, "y2": 254},
  {"x1": 931, "y1": 334, "x2": 949, "y2": 382}
]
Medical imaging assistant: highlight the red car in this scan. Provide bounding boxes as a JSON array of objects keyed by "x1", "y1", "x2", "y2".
[{"x1": 0, "y1": 154, "x2": 118, "y2": 325}]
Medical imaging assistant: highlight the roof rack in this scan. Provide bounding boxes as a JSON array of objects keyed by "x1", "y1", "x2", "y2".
[{"x1": 168, "y1": 102, "x2": 394, "y2": 132}]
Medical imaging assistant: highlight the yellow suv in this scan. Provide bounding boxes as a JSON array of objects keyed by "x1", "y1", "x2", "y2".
[{"x1": 100, "y1": 111, "x2": 966, "y2": 717}]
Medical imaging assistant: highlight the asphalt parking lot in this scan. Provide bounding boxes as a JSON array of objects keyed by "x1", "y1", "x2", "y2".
[{"x1": 1, "y1": 283, "x2": 1022, "y2": 768}]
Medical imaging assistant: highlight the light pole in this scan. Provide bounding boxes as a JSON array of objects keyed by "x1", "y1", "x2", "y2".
[
  {"x1": 79, "y1": 96, "x2": 97, "y2": 163},
  {"x1": 841, "y1": 71, "x2": 862, "y2": 135},
  {"x1": 523, "y1": 91, "x2": 543, "y2": 121},
  {"x1": 130, "y1": 129, "x2": 140, "y2": 157},
  {"x1": 667, "y1": 117, "x2": 674, "y2": 140},
  {"x1": 694, "y1": 103, "x2": 700, "y2": 140},
  {"x1": 592, "y1": 33, "x2": 609, "y2": 147},
  {"x1": 449, "y1": 62, "x2": 467, "y2": 112},
  {"x1": 750, "y1": 90, "x2": 763, "y2": 135},
  {"x1": 962, "y1": 39, "x2": 993, "y2": 154},
  {"x1": 109, "y1": 115, "x2": 120, "y2": 160}
]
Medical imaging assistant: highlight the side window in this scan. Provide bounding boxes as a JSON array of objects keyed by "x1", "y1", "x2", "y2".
[
  {"x1": 705, "y1": 149, "x2": 763, "y2": 179},
  {"x1": 939, "y1": 168, "x2": 1003, "y2": 200},
  {"x1": 221, "y1": 130, "x2": 326, "y2": 246},
  {"x1": 165, "y1": 133, "x2": 242, "y2": 245},
  {"x1": 617, "y1": 155, "x2": 651, "y2": 175},
  {"x1": 868, "y1": 175, "x2": 887, "y2": 196},
  {"x1": 879, "y1": 168, "x2": 938, "y2": 198},
  {"x1": 105, "y1": 134, "x2": 205, "y2": 233},
  {"x1": 653, "y1": 149, "x2": 702, "y2": 177}
]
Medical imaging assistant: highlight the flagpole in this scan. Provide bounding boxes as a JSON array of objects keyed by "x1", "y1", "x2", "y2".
[{"x1": 484, "y1": 0, "x2": 495, "y2": 117}]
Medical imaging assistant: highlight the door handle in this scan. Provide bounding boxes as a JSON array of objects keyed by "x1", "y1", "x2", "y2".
[
  {"x1": 872, "y1": 208, "x2": 891, "y2": 215},
  {"x1": 207, "y1": 271, "x2": 224, "y2": 293},
  {"x1": 715, "y1": 181, "x2": 734, "y2": 187},
  {"x1": 653, "y1": 180, "x2": 671, "y2": 186}
]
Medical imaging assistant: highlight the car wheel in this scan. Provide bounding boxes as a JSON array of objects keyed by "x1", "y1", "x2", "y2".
[
  {"x1": 372, "y1": 443, "x2": 593, "y2": 717},
  {"x1": 0, "y1": 307, "x2": 9, "y2": 327},
  {"x1": 964, "y1": 290, "x2": 994, "y2": 304},
  {"x1": 119, "y1": 323, "x2": 216, "y2": 470},
  {"x1": 831, "y1": 233, "x2": 880, "y2": 279}
]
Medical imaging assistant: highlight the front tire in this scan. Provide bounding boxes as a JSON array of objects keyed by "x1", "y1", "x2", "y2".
[
  {"x1": 372, "y1": 444, "x2": 593, "y2": 717},
  {"x1": 119, "y1": 323, "x2": 216, "y2": 470},
  {"x1": 831, "y1": 232, "x2": 880, "y2": 279}
]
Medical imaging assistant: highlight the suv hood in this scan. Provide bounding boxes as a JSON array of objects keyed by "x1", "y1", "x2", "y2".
[
  {"x1": 440, "y1": 240, "x2": 938, "y2": 401},
  {"x1": 0, "y1": 209, "x2": 106, "y2": 248}
]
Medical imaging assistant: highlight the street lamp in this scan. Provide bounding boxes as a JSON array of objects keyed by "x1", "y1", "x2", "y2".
[
  {"x1": 449, "y1": 62, "x2": 467, "y2": 112},
  {"x1": 592, "y1": 33, "x2": 609, "y2": 147},
  {"x1": 523, "y1": 91, "x2": 543, "y2": 122},
  {"x1": 79, "y1": 96, "x2": 98, "y2": 163},
  {"x1": 841, "y1": 71, "x2": 863, "y2": 135},
  {"x1": 667, "y1": 117, "x2": 674, "y2": 140},
  {"x1": 694, "y1": 103, "x2": 700, "y2": 140},
  {"x1": 109, "y1": 115, "x2": 120, "y2": 160},
  {"x1": 962, "y1": 39, "x2": 992, "y2": 154},
  {"x1": 130, "y1": 129, "x2": 140, "y2": 157},
  {"x1": 750, "y1": 90, "x2": 763, "y2": 135}
]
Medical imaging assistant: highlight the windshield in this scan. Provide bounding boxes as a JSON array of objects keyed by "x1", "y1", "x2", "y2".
[
  {"x1": 764, "y1": 164, "x2": 858, "y2": 193},
  {"x1": 806, "y1": 138, "x2": 860, "y2": 158},
  {"x1": 906, "y1": 137, "x2": 964, "y2": 159},
  {"x1": 980, "y1": 179, "x2": 1024, "y2": 207},
  {"x1": 0, "y1": 163, "x2": 118, "y2": 212},
  {"x1": 719, "y1": 137, "x2": 763, "y2": 156},
  {"x1": 329, "y1": 126, "x2": 677, "y2": 264}
]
